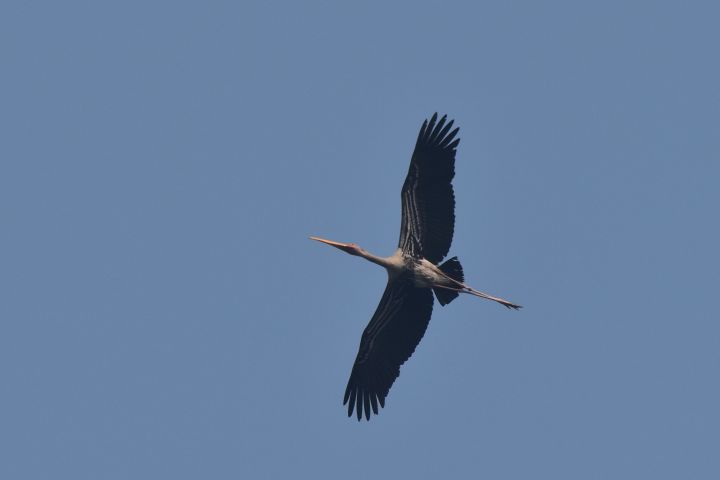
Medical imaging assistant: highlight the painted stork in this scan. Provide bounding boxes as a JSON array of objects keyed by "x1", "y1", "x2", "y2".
[{"x1": 311, "y1": 113, "x2": 521, "y2": 421}]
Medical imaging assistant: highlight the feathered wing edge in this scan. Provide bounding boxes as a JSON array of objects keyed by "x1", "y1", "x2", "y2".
[
  {"x1": 343, "y1": 279, "x2": 434, "y2": 421},
  {"x1": 399, "y1": 113, "x2": 460, "y2": 263}
]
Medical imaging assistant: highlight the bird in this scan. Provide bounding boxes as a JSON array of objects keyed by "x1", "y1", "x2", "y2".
[{"x1": 311, "y1": 113, "x2": 521, "y2": 421}]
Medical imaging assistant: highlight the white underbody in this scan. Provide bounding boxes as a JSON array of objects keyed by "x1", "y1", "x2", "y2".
[{"x1": 384, "y1": 249, "x2": 455, "y2": 289}]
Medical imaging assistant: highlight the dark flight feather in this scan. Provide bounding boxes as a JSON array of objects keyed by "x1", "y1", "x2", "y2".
[
  {"x1": 343, "y1": 276, "x2": 434, "y2": 421},
  {"x1": 399, "y1": 113, "x2": 460, "y2": 263}
]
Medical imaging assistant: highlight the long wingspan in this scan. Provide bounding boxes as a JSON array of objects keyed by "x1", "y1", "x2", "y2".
[
  {"x1": 343, "y1": 276, "x2": 434, "y2": 421},
  {"x1": 398, "y1": 113, "x2": 460, "y2": 264}
]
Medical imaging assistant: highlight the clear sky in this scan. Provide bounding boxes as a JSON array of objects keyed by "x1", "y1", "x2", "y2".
[{"x1": 2, "y1": 1, "x2": 719, "y2": 479}]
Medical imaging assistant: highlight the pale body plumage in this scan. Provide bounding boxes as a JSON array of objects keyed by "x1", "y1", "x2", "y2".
[{"x1": 352, "y1": 247, "x2": 453, "y2": 288}]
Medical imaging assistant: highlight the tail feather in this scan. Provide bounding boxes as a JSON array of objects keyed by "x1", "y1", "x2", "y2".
[{"x1": 433, "y1": 257, "x2": 464, "y2": 306}]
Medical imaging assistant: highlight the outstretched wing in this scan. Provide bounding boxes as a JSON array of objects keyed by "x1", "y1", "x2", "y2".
[
  {"x1": 399, "y1": 113, "x2": 460, "y2": 264},
  {"x1": 343, "y1": 277, "x2": 434, "y2": 421}
]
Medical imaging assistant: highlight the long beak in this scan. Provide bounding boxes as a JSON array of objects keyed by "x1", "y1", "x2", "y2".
[
  {"x1": 309, "y1": 236, "x2": 350, "y2": 249},
  {"x1": 309, "y1": 236, "x2": 358, "y2": 255}
]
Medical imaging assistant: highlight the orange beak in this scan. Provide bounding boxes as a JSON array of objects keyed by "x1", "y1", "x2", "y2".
[{"x1": 310, "y1": 236, "x2": 357, "y2": 254}]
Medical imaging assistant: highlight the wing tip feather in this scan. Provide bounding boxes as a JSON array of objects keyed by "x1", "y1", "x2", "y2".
[{"x1": 417, "y1": 113, "x2": 460, "y2": 150}]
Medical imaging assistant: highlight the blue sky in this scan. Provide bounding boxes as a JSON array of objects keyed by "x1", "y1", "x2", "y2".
[{"x1": 2, "y1": 1, "x2": 719, "y2": 478}]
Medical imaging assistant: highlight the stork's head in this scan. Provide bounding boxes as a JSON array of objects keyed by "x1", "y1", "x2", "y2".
[{"x1": 310, "y1": 236, "x2": 364, "y2": 256}]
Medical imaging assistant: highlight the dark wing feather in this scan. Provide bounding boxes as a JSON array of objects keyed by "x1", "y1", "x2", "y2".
[
  {"x1": 343, "y1": 277, "x2": 434, "y2": 421},
  {"x1": 399, "y1": 113, "x2": 460, "y2": 263}
]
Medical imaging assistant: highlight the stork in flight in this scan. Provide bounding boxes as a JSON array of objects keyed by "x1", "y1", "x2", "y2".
[{"x1": 311, "y1": 113, "x2": 521, "y2": 421}]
